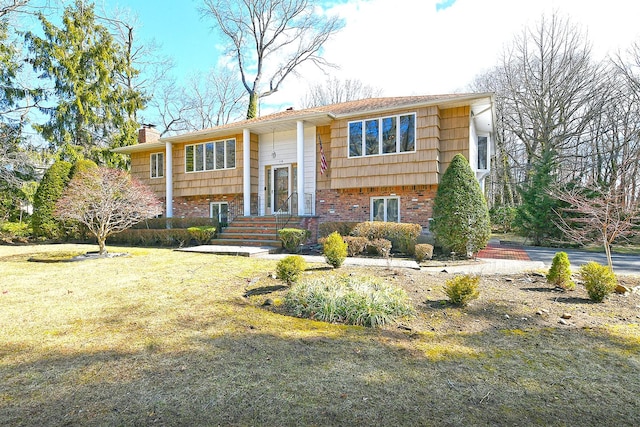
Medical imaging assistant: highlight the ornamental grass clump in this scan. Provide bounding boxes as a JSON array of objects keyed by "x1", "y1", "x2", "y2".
[
  {"x1": 444, "y1": 275, "x2": 480, "y2": 306},
  {"x1": 284, "y1": 275, "x2": 415, "y2": 327},
  {"x1": 546, "y1": 251, "x2": 575, "y2": 290},
  {"x1": 580, "y1": 261, "x2": 617, "y2": 302},
  {"x1": 276, "y1": 255, "x2": 307, "y2": 285}
]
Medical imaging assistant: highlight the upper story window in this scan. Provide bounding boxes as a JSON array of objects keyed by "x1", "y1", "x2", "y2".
[
  {"x1": 185, "y1": 139, "x2": 236, "y2": 173},
  {"x1": 150, "y1": 152, "x2": 164, "y2": 178},
  {"x1": 349, "y1": 113, "x2": 416, "y2": 158},
  {"x1": 477, "y1": 135, "x2": 488, "y2": 170}
]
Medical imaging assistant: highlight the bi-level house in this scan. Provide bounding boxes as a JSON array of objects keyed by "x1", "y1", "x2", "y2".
[{"x1": 114, "y1": 94, "x2": 494, "y2": 245}]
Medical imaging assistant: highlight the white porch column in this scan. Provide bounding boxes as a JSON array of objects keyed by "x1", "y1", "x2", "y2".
[
  {"x1": 243, "y1": 128, "x2": 251, "y2": 216},
  {"x1": 165, "y1": 141, "x2": 173, "y2": 218},
  {"x1": 296, "y1": 120, "x2": 305, "y2": 215}
]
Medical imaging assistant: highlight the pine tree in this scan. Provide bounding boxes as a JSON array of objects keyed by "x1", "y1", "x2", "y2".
[
  {"x1": 431, "y1": 154, "x2": 491, "y2": 256},
  {"x1": 515, "y1": 148, "x2": 563, "y2": 245},
  {"x1": 25, "y1": 0, "x2": 144, "y2": 163}
]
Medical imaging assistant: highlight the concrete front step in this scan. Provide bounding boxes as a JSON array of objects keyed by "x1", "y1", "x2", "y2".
[
  {"x1": 214, "y1": 238, "x2": 282, "y2": 247},
  {"x1": 218, "y1": 232, "x2": 279, "y2": 241}
]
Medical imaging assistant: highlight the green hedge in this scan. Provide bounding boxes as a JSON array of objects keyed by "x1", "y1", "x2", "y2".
[
  {"x1": 132, "y1": 217, "x2": 218, "y2": 230},
  {"x1": 351, "y1": 221, "x2": 422, "y2": 254},
  {"x1": 278, "y1": 228, "x2": 311, "y2": 253},
  {"x1": 107, "y1": 229, "x2": 192, "y2": 247},
  {"x1": 317, "y1": 221, "x2": 359, "y2": 239}
]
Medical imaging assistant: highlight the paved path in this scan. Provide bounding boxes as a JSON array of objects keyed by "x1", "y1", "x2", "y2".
[{"x1": 478, "y1": 240, "x2": 640, "y2": 276}]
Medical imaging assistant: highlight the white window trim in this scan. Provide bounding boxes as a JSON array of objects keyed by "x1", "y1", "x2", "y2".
[
  {"x1": 150, "y1": 152, "x2": 164, "y2": 179},
  {"x1": 348, "y1": 112, "x2": 417, "y2": 158},
  {"x1": 370, "y1": 196, "x2": 401, "y2": 222},
  {"x1": 185, "y1": 138, "x2": 237, "y2": 173},
  {"x1": 477, "y1": 133, "x2": 489, "y2": 172}
]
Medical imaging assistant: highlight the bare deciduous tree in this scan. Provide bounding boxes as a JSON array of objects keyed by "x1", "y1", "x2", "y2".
[
  {"x1": 54, "y1": 167, "x2": 162, "y2": 255},
  {"x1": 499, "y1": 13, "x2": 604, "y2": 170},
  {"x1": 300, "y1": 76, "x2": 383, "y2": 108},
  {"x1": 201, "y1": 0, "x2": 343, "y2": 119},
  {"x1": 554, "y1": 186, "x2": 639, "y2": 271},
  {"x1": 183, "y1": 67, "x2": 246, "y2": 130}
]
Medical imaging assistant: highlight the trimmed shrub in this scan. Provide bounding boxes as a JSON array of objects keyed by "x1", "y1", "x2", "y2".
[
  {"x1": 323, "y1": 231, "x2": 347, "y2": 268},
  {"x1": 318, "y1": 221, "x2": 358, "y2": 239},
  {"x1": 276, "y1": 255, "x2": 307, "y2": 285},
  {"x1": 580, "y1": 261, "x2": 617, "y2": 302},
  {"x1": 351, "y1": 221, "x2": 422, "y2": 254},
  {"x1": 414, "y1": 243, "x2": 434, "y2": 262},
  {"x1": 32, "y1": 160, "x2": 73, "y2": 239},
  {"x1": 278, "y1": 228, "x2": 310, "y2": 253},
  {"x1": 444, "y1": 275, "x2": 480, "y2": 306},
  {"x1": 431, "y1": 154, "x2": 491, "y2": 255},
  {"x1": 547, "y1": 252, "x2": 575, "y2": 290},
  {"x1": 187, "y1": 226, "x2": 217, "y2": 245},
  {"x1": 366, "y1": 238, "x2": 392, "y2": 257},
  {"x1": 284, "y1": 275, "x2": 415, "y2": 327},
  {"x1": 107, "y1": 229, "x2": 191, "y2": 247},
  {"x1": 0, "y1": 221, "x2": 32, "y2": 238},
  {"x1": 133, "y1": 217, "x2": 218, "y2": 230},
  {"x1": 343, "y1": 236, "x2": 369, "y2": 257}
]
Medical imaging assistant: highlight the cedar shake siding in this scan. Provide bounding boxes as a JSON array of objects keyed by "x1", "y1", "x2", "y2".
[{"x1": 114, "y1": 94, "x2": 494, "y2": 229}]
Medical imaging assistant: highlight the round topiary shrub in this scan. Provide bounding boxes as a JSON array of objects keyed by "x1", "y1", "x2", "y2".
[
  {"x1": 323, "y1": 231, "x2": 347, "y2": 268},
  {"x1": 276, "y1": 255, "x2": 307, "y2": 285},
  {"x1": 444, "y1": 274, "x2": 480, "y2": 306},
  {"x1": 580, "y1": 261, "x2": 617, "y2": 302},
  {"x1": 414, "y1": 243, "x2": 434, "y2": 262},
  {"x1": 546, "y1": 251, "x2": 575, "y2": 290}
]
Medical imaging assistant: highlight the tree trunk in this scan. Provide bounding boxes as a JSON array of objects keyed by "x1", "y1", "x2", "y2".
[
  {"x1": 246, "y1": 92, "x2": 258, "y2": 119},
  {"x1": 98, "y1": 237, "x2": 107, "y2": 256}
]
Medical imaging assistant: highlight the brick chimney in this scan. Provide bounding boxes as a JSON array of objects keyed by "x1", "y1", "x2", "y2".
[{"x1": 138, "y1": 124, "x2": 160, "y2": 143}]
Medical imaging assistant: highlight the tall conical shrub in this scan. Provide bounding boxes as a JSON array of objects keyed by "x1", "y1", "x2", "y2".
[
  {"x1": 31, "y1": 160, "x2": 73, "y2": 239},
  {"x1": 431, "y1": 154, "x2": 491, "y2": 255}
]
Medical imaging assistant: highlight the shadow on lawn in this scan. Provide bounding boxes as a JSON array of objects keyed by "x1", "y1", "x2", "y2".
[{"x1": 2, "y1": 317, "x2": 639, "y2": 426}]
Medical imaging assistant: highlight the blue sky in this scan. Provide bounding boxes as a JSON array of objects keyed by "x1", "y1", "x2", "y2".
[{"x1": 21, "y1": 0, "x2": 640, "y2": 121}]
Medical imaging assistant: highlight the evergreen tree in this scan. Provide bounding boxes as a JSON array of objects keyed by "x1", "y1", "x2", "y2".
[
  {"x1": 515, "y1": 148, "x2": 563, "y2": 245},
  {"x1": 31, "y1": 160, "x2": 73, "y2": 239},
  {"x1": 431, "y1": 154, "x2": 491, "y2": 256},
  {"x1": 25, "y1": 0, "x2": 144, "y2": 164}
]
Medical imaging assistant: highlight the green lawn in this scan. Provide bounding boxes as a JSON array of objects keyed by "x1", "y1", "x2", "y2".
[{"x1": 1, "y1": 244, "x2": 639, "y2": 426}]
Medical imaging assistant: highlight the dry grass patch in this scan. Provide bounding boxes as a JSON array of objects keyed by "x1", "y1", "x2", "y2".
[{"x1": 1, "y1": 245, "x2": 639, "y2": 426}]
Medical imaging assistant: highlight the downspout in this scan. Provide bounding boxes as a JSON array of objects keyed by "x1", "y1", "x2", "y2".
[
  {"x1": 165, "y1": 140, "x2": 173, "y2": 218},
  {"x1": 243, "y1": 128, "x2": 251, "y2": 216}
]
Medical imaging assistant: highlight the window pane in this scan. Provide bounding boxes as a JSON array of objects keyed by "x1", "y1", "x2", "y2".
[
  {"x1": 226, "y1": 139, "x2": 235, "y2": 168},
  {"x1": 349, "y1": 122, "x2": 362, "y2": 157},
  {"x1": 387, "y1": 198, "x2": 399, "y2": 222},
  {"x1": 195, "y1": 144, "x2": 204, "y2": 171},
  {"x1": 220, "y1": 203, "x2": 228, "y2": 224},
  {"x1": 382, "y1": 117, "x2": 396, "y2": 154},
  {"x1": 202, "y1": 143, "x2": 212, "y2": 170},
  {"x1": 158, "y1": 153, "x2": 164, "y2": 178},
  {"x1": 478, "y1": 136, "x2": 488, "y2": 169},
  {"x1": 399, "y1": 114, "x2": 415, "y2": 152},
  {"x1": 186, "y1": 145, "x2": 194, "y2": 172},
  {"x1": 216, "y1": 141, "x2": 225, "y2": 169},
  {"x1": 365, "y1": 119, "x2": 379, "y2": 155},
  {"x1": 372, "y1": 198, "x2": 385, "y2": 221},
  {"x1": 150, "y1": 154, "x2": 157, "y2": 178}
]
